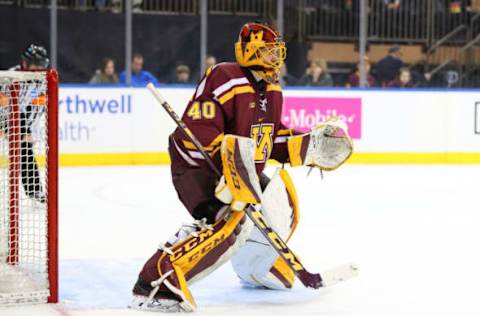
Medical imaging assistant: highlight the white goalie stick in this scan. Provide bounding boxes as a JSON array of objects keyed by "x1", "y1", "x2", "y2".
[{"x1": 146, "y1": 83, "x2": 358, "y2": 288}]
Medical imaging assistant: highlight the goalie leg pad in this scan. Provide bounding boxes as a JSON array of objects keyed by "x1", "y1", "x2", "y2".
[
  {"x1": 133, "y1": 208, "x2": 253, "y2": 311},
  {"x1": 231, "y1": 168, "x2": 299, "y2": 290}
]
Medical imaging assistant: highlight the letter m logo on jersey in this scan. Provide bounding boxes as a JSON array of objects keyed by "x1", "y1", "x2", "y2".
[{"x1": 250, "y1": 123, "x2": 274, "y2": 162}]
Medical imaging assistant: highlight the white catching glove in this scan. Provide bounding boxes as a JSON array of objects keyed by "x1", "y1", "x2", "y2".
[{"x1": 288, "y1": 117, "x2": 353, "y2": 170}]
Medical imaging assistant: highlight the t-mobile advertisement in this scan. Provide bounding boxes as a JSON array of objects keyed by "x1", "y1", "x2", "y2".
[{"x1": 282, "y1": 96, "x2": 362, "y2": 139}]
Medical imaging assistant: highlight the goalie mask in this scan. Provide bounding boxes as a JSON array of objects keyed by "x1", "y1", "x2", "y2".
[{"x1": 234, "y1": 22, "x2": 286, "y2": 83}]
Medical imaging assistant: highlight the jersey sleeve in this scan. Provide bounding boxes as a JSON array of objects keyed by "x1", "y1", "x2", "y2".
[
  {"x1": 18, "y1": 83, "x2": 47, "y2": 135},
  {"x1": 169, "y1": 66, "x2": 242, "y2": 216},
  {"x1": 170, "y1": 66, "x2": 233, "y2": 170},
  {"x1": 270, "y1": 123, "x2": 303, "y2": 164}
]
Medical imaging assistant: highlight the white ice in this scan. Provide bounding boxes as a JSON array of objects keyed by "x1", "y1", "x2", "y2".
[{"x1": 2, "y1": 164, "x2": 480, "y2": 316}]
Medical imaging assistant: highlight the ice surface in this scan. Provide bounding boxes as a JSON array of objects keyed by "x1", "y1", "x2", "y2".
[{"x1": 2, "y1": 164, "x2": 480, "y2": 316}]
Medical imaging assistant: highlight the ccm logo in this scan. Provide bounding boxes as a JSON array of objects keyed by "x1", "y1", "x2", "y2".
[
  {"x1": 476, "y1": 102, "x2": 480, "y2": 135},
  {"x1": 171, "y1": 229, "x2": 215, "y2": 261},
  {"x1": 226, "y1": 148, "x2": 241, "y2": 189}
]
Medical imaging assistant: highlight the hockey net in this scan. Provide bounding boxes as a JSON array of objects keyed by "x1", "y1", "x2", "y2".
[{"x1": 0, "y1": 70, "x2": 58, "y2": 306}]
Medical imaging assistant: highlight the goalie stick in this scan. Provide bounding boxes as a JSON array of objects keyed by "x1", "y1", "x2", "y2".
[{"x1": 146, "y1": 83, "x2": 358, "y2": 288}]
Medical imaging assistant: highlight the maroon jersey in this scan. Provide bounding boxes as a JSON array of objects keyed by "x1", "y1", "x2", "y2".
[{"x1": 169, "y1": 62, "x2": 293, "y2": 216}]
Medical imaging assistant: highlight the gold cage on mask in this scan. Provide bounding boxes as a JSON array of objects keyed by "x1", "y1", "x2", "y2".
[{"x1": 235, "y1": 23, "x2": 286, "y2": 83}]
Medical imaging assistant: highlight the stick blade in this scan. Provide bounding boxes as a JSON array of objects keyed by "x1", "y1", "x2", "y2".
[
  {"x1": 297, "y1": 270, "x2": 322, "y2": 289},
  {"x1": 320, "y1": 263, "x2": 359, "y2": 287}
]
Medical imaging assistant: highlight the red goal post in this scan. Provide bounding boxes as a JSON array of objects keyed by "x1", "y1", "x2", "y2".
[{"x1": 0, "y1": 69, "x2": 58, "y2": 305}]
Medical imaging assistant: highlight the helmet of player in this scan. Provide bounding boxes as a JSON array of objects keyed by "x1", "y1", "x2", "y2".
[
  {"x1": 234, "y1": 22, "x2": 286, "y2": 83},
  {"x1": 21, "y1": 44, "x2": 50, "y2": 69}
]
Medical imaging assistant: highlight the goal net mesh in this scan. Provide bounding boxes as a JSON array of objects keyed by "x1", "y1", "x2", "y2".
[{"x1": 0, "y1": 71, "x2": 51, "y2": 306}]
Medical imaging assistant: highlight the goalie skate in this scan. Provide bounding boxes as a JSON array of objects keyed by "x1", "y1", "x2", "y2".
[
  {"x1": 129, "y1": 295, "x2": 192, "y2": 313},
  {"x1": 130, "y1": 264, "x2": 196, "y2": 313}
]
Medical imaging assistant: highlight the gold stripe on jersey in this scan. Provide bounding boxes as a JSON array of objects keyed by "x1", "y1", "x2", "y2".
[
  {"x1": 266, "y1": 84, "x2": 282, "y2": 92},
  {"x1": 210, "y1": 146, "x2": 221, "y2": 157},
  {"x1": 182, "y1": 133, "x2": 224, "y2": 152},
  {"x1": 277, "y1": 128, "x2": 294, "y2": 137},
  {"x1": 278, "y1": 169, "x2": 300, "y2": 242},
  {"x1": 218, "y1": 85, "x2": 255, "y2": 105},
  {"x1": 205, "y1": 66, "x2": 214, "y2": 77}
]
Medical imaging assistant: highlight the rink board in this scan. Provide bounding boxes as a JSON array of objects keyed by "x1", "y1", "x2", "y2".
[{"x1": 45, "y1": 85, "x2": 480, "y2": 165}]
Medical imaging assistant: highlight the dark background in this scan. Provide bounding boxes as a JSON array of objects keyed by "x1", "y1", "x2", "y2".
[{"x1": 0, "y1": 6, "x2": 307, "y2": 83}]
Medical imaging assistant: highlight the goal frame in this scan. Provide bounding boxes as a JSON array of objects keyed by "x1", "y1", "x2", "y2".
[{"x1": 4, "y1": 69, "x2": 58, "y2": 304}]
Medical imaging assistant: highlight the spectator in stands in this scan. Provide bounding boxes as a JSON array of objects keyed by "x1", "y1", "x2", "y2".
[
  {"x1": 89, "y1": 58, "x2": 119, "y2": 84},
  {"x1": 109, "y1": 0, "x2": 142, "y2": 13},
  {"x1": 279, "y1": 64, "x2": 297, "y2": 87},
  {"x1": 119, "y1": 53, "x2": 159, "y2": 86},
  {"x1": 408, "y1": 63, "x2": 433, "y2": 87},
  {"x1": 383, "y1": 0, "x2": 401, "y2": 9},
  {"x1": 470, "y1": 0, "x2": 480, "y2": 12},
  {"x1": 193, "y1": 54, "x2": 218, "y2": 82},
  {"x1": 387, "y1": 67, "x2": 414, "y2": 87},
  {"x1": 205, "y1": 54, "x2": 217, "y2": 71},
  {"x1": 449, "y1": 0, "x2": 464, "y2": 13},
  {"x1": 374, "y1": 45, "x2": 405, "y2": 86},
  {"x1": 297, "y1": 59, "x2": 333, "y2": 87},
  {"x1": 170, "y1": 65, "x2": 192, "y2": 84},
  {"x1": 345, "y1": 56, "x2": 376, "y2": 87}
]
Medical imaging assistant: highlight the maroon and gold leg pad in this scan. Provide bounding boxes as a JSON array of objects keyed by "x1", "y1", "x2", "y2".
[{"x1": 133, "y1": 210, "x2": 253, "y2": 310}]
